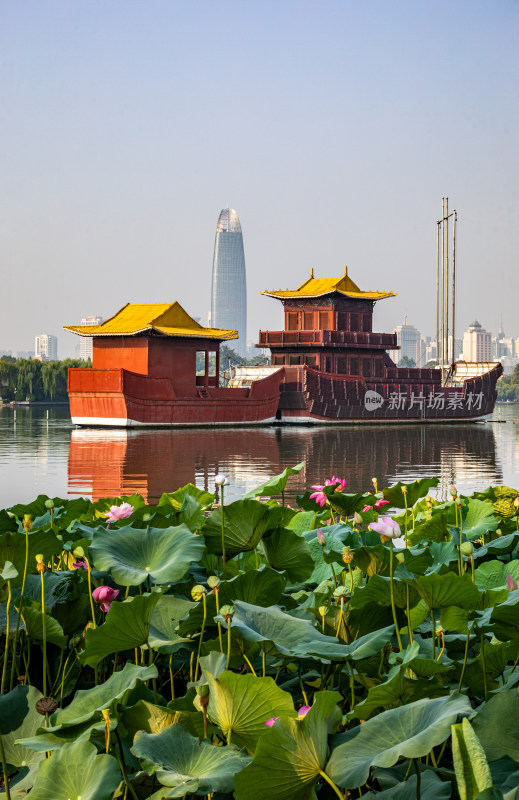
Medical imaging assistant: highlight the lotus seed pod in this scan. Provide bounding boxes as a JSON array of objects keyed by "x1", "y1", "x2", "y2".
[
  {"x1": 191, "y1": 584, "x2": 206, "y2": 602},
  {"x1": 219, "y1": 604, "x2": 235, "y2": 622},
  {"x1": 460, "y1": 541, "x2": 474, "y2": 555},
  {"x1": 36, "y1": 697, "x2": 58, "y2": 716},
  {"x1": 318, "y1": 606, "x2": 328, "y2": 618},
  {"x1": 73, "y1": 546, "x2": 85, "y2": 558},
  {"x1": 333, "y1": 586, "x2": 349, "y2": 600},
  {"x1": 44, "y1": 498, "x2": 55, "y2": 509},
  {"x1": 342, "y1": 546, "x2": 353, "y2": 564},
  {"x1": 207, "y1": 576, "x2": 220, "y2": 589}
]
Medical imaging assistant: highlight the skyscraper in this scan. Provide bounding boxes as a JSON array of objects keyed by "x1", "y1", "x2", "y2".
[
  {"x1": 79, "y1": 316, "x2": 104, "y2": 360},
  {"x1": 35, "y1": 334, "x2": 58, "y2": 361},
  {"x1": 210, "y1": 207, "x2": 247, "y2": 358},
  {"x1": 389, "y1": 316, "x2": 421, "y2": 366}
]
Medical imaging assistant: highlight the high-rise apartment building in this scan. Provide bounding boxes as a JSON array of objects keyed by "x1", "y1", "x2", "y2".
[
  {"x1": 210, "y1": 207, "x2": 247, "y2": 359},
  {"x1": 462, "y1": 320, "x2": 492, "y2": 362},
  {"x1": 79, "y1": 316, "x2": 104, "y2": 360},
  {"x1": 35, "y1": 334, "x2": 58, "y2": 361},
  {"x1": 389, "y1": 316, "x2": 421, "y2": 366}
]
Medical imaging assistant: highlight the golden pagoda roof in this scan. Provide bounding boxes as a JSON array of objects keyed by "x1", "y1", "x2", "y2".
[
  {"x1": 262, "y1": 267, "x2": 396, "y2": 301},
  {"x1": 64, "y1": 302, "x2": 238, "y2": 340}
]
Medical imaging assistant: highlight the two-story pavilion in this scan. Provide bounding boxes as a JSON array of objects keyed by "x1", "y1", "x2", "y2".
[{"x1": 258, "y1": 267, "x2": 398, "y2": 378}]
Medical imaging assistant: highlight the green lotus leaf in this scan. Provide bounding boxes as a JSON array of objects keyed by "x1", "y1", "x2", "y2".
[
  {"x1": 243, "y1": 462, "x2": 305, "y2": 499},
  {"x1": 202, "y1": 499, "x2": 274, "y2": 556},
  {"x1": 132, "y1": 724, "x2": 250, "y2": 796},
  {"x1": 405, "y1": 572, "x2": 481, "y2": 610},
  {"x1": 328, "y1": 492, "x2": 373, "y2": 517},
  {"x1": 448, "y1": 498, "x2": 499, "y2": 542},
  {"x1": 0, "y1": 560, "x2": 18, "y2": 580},
  {"x1": 474, "y1": 533, "x2": 519, "y2": 560},
  {"x1": 408, "y1": 511, "x2": 449, "y2": 545},
  {"x1": 229, "y1": 600, "x2": 394, "y2": 661},
  {"x1": 89, "y1": 524, "x2": 204, "y2": 586},
  {"x1": 148, "y1": 594, "x2": 194, "y2": 653},
  {"x1": 259, "y1": 528, "x2": 314, "y2": 582},
  {"x1": 350, "y1": 574, "x2": 420, "y2": 610},
  {"x1": 472, "y1": 690, "x2": 519, "y2": 762},
  {"x1": 0, "y1": 529, "x2": 61, "y2": 587},
  {"x1": 475, "y1": 561, "x2": 519, "y2": 591},
  {"x1": 234, "y1": 691, "x2": 342, "y2": 800},
  {"x1": 381, "y1": 478, "x2": 439, "y2": 509},
  {"x1": 0, "y1": 509, "x2": 19, "y2": 534},
  {"x1": 16, "y1": 720, "x2": 103, "y2": 753},
  {"x1": 22, "y1": 571, "x2": 90, "y2": 635},
  {"x1": 203, "y1": 668, "x2": 296, "y2": 752},
  {"x1": 27, "y1": 739, "x2": 121, "y2": 800},
  {"x1": 177, "y1": 492, "x2": 204, "y2": 531},
  {"x1": 452, "y1": 718, "x2": 493, "y2": 799},
  {"x1": 367, "y1": 770, "x2": 451, "y2": 799},
  {"x1": 16, "y1": 596, "x2": 67, "y2": 647},
  {"x1": 158, "y1": 483, "x2": 215, "y2": 512},
  {"x1": 122, "y1": 699, "x2": 205, "y2": 739},
  {"x1": 479, "y1": 591, "x2": 519, "y2": 641},
  {"x1": 80, "y1": 593, "x2": 162, "y2": 667},
  {"x1": 0, "y1": 685, "x2": 45, "y2": 800},
  {"x1": 285, "y1": 510, "x2": 318, "y2": 535},
  {"x1": 326, "y1": 693, "x2": 472, "y2": 789}
]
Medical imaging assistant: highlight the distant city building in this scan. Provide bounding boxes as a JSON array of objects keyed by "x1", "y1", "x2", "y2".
[
  {"x1": 0, "y1": 349, "x2": 12, "y2": 358},
  {"x1": 462, "y1": 320, "x2": 492, "y2": 362},
  {"x1": 35, "y1": 334, "x2": 58, "y2": 361},
  {"x1": 498, "y1": 355, "x2": 519, "y2": 376},
  {"x1": 16, "y1": 350, "x2": 34, "y2": 360},
  {"x1": 210, "y1": 207, "x2": 247, "y2": 359},
  {"x1": 389, "y1": 316, "x2": 421, "y2": 366},
  {"x1": 79, "y1": 316, "x2": 104, "y2": 360}
]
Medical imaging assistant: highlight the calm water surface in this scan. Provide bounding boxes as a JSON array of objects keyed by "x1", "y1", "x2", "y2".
[{"x1": 0, "y1": 404, "x2": 518, "y2": 507}]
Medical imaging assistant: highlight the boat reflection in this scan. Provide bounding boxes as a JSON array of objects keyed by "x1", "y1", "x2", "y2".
[{"x1": 68, "y1": 421, "x2": 502, "y2": 504}]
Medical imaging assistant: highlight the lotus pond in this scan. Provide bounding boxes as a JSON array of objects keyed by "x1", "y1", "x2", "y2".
[{"x1": 1, "y1": 463, "x2": 519, "y2": 800}]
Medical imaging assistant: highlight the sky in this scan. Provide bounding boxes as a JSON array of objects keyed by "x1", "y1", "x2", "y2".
[{"x1": 2, "y1": 0, "x2": 518, "y2": 358}]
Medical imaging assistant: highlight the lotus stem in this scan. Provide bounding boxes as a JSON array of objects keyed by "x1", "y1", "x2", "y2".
[
  {"x1": 215, "y1": 590, "x2": 223, "y2": 653},
  {"x1": 242, "y1": 652, "x2": 256, "y2": 676},
  {"x1": 330, "y1": 562, "x2": 338, "y2": 589},
  {"x1": 318, "y1": 770, "x2": 344, "y2": 799},
  {"x1": 406, "y1": 585, "x2": 413, "y2": 644},
  {"x1": 431, "y1": 611, "x2": 435, "y2": 660},
  {"x1": 336, "y1": 597, "x2": 344, "y2": 638},
  {"x1": 480, "y1": 634, "x2": 488, "y2": 701},
  {"x1": 0, "y1": 732, "x2": 12, "y2": 800},
  {"x1": 10, "y1": 523, "x2": 30, "y2": 689},
  {"x1": 389, "y1": 541, "x2": 403, "y2": 651},
  {"x1": 220, "y1": 486, "x2": 227, "y2": 579},
  {"x1": 189, "y1": 651, "x2": 194, "y2": 683},
  {"x1": 169, "y1": 654, "x2": 174, "y2": 700},
  {"x1": 84, "y1": 556, "x2": 97, "y2": 629},
  {"x1": 348, "y1": 564, "x2": 353, "y2": 592},
  {"x1": 505, "y1": 650, "x2": 519, "y2": 685},
  {"x1": 226, "y1": 620, "x2": 232, "y2": 669},
  {"x1": 298, "y1": 662, "x2": 309, "y2": 706},
  {"x1": 115, "y1": 727, "x2": 139, "y2": 800},
  {"x1": 1, "y1": 581, "x2": 12, "y2": 694},
  {"x1": 404, "y1": 495, "x2": 409, "y2": 546},
  {"x1": 40, "y1": 568, "x2": 47, "y2": 698},
  {"x1": 457, "y1": 623, "x2": 473, "y2": 693},
  {"x1": 262, "y1": 648, "x2": 266, "y2": 678},
  {"x1": 194, "y1": 593, "x2": 207, "y2": 682}
]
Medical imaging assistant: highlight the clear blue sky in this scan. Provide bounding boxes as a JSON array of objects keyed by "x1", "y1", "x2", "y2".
[{"x1": 2, "y1": 0, "x2": 518, "y2": 357}]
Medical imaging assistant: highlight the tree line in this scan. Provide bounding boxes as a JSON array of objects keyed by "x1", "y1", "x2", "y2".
[{"x1": 0, "y1": 358, "x2": 90, "y2": 402}]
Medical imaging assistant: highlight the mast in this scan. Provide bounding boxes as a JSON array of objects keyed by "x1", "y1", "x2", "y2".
[
  {"x1": 451, "y1": 210, "x2": 457, "y2": 369},
  {"x1": 436, "y1": 219, "x2": 441, "y2": 368},
  {"x1": 437, "y1": 198, "x2": 457, "y2": 383}
]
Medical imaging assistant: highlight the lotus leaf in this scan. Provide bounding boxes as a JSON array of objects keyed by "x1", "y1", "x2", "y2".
[
  {"x1": 448, "y1": 498, "x2": 499, "y2": 542},
  {"x1": 406, "y1": 572, "x2": 481, "y2": 610},
  {"x1": 452, "y1": 717, "x2": 493, "y2": 799},
  {"x1": 89, "y1": 523, "x2": 204, "y2": 585},
  {"x1": 381, "y1": 478, "x2": 439, "y2": 509},
  {"x1": 243, "y1": 461, "x2": 305, "y2": 499},
  {"x1": 132, "y1": 723, "x2": 251, "y2": 796},
  {"x1": 234, "y1": 691, "x2": 342, "y2": 800},
  {"x1": 202, "y1": 498, "x2": 273, "y2": 555},
  {"x1": 0, "y1": 685, "x2": 45, "y2": 799},
  {"x1": 367, "y1": 770, "x2": 451, "y2": 799},
  {"x1": 326, "y1": 692, "x2": 472, "y2": 788},
  {"x1": 259, "y1": 527, "x2": 314, "y2": 582},
  {"x1": 27, "y1": 739, "x2": 121, "y2": 800}
]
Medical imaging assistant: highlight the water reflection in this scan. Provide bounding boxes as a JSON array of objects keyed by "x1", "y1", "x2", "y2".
[{"x1": 67, "y1": 420, "x2": 507, "y2": 505}]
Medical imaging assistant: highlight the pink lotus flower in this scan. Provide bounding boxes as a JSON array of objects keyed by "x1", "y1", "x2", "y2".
[
  {"x1": 309, "y1": 476, "x2": 346, "y2": 507},
  {"x1": 104, "y1": 503, "x2": 134, "y2": 523},
  {"x1": 369, "y1": 516, "x2": 401, "y2": 540},
  {"x1": 265, "y1": 705, "x2": 311, "y2": 727},
  {"x1": 73, "y1": 559, "x2": 88, "y2": 571},
  {"x1": 362, "y1": 505, "x2": 372, "y2": 513},
  {"x1": 374, "y1": 498, "x2": 389, "y2": 511},
  {"x1": 507, "y1": 574, "x2": 518, "y2": 591},
  {"x1": 316, "y1": 529, "x2": 326, "y2": 545},
  {"x1": 92, "y1": 585, "x2": 120, "y2": 612}
]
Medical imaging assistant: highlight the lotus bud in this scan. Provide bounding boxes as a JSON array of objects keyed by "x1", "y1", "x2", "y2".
[
  {"x1": 44, "y1": 499, "x2": 54, "y2": 510},
  {"x1": 316, "y1": 529, "x2": 326, "y2": 546},
  {"x1": 207, "y1": 576, "x2": 220, "y2": 590},
  {"x1": 507, "y1": 574, "x2": 519, "y2": 591},
  {"x1": 435, "y1": 624, "x2": 444, "y2": 638},
  {"x1": 460, "y1": 541, "x2": 474, "y2": 556},
  {"x1": 353, "y1": 512, "x2": 363, "y2": 526},
  {"x1": 196, "y1": 684, "x2": 209, "y2": 697},
  {"x1": 514, "y1": 497, "x2": 519, "y2": 509},
  {"x1": 35, "y1": 554, "x2": 45, "y2": 573},
  {"x1": 36, "y1": 697, "x2": 58, "y2": 716},
  {"x1": 191, "y1": 584, "x2": 206, "y2": 602},
  {"x1": 23, "y1": 514, "x2": 32, "y2": 532},
  {"x1": 219, "y1": 604, "x2": 235, "y2": 624},
  {"x1": 372, "y1": 478, "x2": 378, "y2": 493},
  {"x1": 101, "y1": 708, "x2": 111, "y2": 724},
  {"x1": 450, "y1": 484, "x2": 457, "y2": 498},
  {"x1": 456, "y1": 498, "x2": 463, "y2": 508},
  {"x1": 215, "y1": 474, "x2": 229, "y2": 487},
  {"x1": 342, "y1": 546, "x2": 353, "y2": 564},
  {"x1": 318, "y1": 606, "x2": 328, "y2": 618},
  {"x1": 73, "y1": 546, "x2": 85, "y2": 558},
  {"x1": 396, "y1": 551, "x2": 406, "y2": 564}
]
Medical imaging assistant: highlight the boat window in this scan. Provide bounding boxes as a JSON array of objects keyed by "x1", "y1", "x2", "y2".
[
  {"x1": 362, "y1": 359, "x2": 371, "y2": 377},
  {"x1": 336, "y1": 356, "x2": 347, "y2": 374},
  {"x1": 362, "y1": 314, "x2": 371, "y2": 332},
  {"x1": 318, "y1": 312, "x2": 329, "y2": 329},
  {"x1": 304, "y1": 355, "x2": 317, "y2": 367},
  {"x1": 349, "y1": 357, "x2": 359, "y2": 375},
  {"x1": 337, "y1": 311, "x2": 346, "y2": 330},
  {"x1": 374, "y1": 358, "x2": 384, "y2": 377},
  {"x1": 324, "y1": 356, "x2": 333, "y2": 373},
  {"x1": 272, "y1": 355, "x2": 285, "y2": 365},
  {"x1": 289, "y1": 355, "x2": 302, "y2": 365},
  {"x1": 196, "y1": 351, "x2": 207, "y2": 376},
  {"x1": 287, "y1": 313, "x2": 298, "y2": 331},
  {"x1": 303, "y1": 312, "x2": 314, "y2": 330},
  {"x1": 208, "y1": 353, "x2": 217, "y2": 377},
  {"x1": 349, "y1": 313, "x2": 359, "y2": 331}
]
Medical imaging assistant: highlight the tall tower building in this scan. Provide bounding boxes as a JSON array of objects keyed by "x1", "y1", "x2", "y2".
[
  {"x1": 210, "y1": 207, "x2": 247, "y2": 359},
  {"x1": 462, "y1": 320, "x2": 492, "y2": 362},
  {"x1": 389, "y1": 316, "x2": 421, "y2": 366}
]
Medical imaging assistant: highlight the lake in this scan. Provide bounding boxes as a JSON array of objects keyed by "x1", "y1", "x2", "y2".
[{"x1": 0, "y1": 404, "x2": 518, "y2": 507}]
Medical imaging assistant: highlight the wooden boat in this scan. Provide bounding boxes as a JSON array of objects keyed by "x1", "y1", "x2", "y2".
[
  {"x1": 228, "y1": 266, "x2": 502, "y2": 424},
  {"x1": 64, "y1": 302, "x2": 282, "y2": 427}
]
